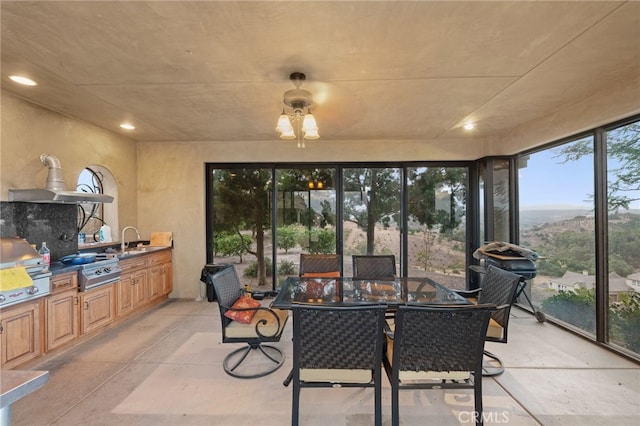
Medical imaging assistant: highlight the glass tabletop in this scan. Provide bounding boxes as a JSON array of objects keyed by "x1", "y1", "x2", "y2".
[{"x1": 271, "y1": 276, "x2": 469, "y2": 309}]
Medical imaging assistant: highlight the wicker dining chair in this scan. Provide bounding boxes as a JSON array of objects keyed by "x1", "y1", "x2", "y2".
[
  {"x1": 383, "y1": 304, "x2": 496, "y2": 426},
  {"x1": 210, "y1": 265, "x2": 289, "y2": 379},
  {"x1": 352, "y1": 255, "x2": 397, "y2": 280},
  {"x1": 455, "y1": 264, "x2": 522, "y2": 376},
  {"x1": 298, "y1": 253, "x2": 341, "y2": 277},
  {"x1": 291, "y1": 304, "x2": 387, "y2": 426}
]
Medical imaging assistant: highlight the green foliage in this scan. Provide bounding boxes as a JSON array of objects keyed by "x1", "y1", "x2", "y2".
[
  {"x1": 542, "y1": 288, "x2": 596, "y2": 333},
  {"x1": 277, "y1": 260, "x2": 296, "y2": 276},
  {"x1": 276, "y1": 224, "x2": 304, "y2": 253},
  {"x1": 307, "y1": 227, "x2": 336, "y2": 254},
  {"x1": 244, "y1": 257, "x2": 272, "y2": 277},
  {"x1": 610, "y1": 292, "x2": 640, "y2": 353},
  {"x1": 214, "y1": 233, "x2": 252, "y2": 258},
  {"x1": 557, "y1": 122, "x2": 639, "y2": 211},
  {"x1": 539, "y1": 287, "x2": 640, "y2": 352}
]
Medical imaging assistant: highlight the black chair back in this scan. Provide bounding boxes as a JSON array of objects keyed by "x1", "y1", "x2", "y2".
[
  {"x1": 477, "y1": 265, "x2": 522, "y2": 341},
  {"x1": 352, "y1": 255, "x2": 396, "y2": 280},
  {"x1": 291, "y1": 304, "x2": 386, "y2": 426},
  {"x1": 299, "y1": 253, "x2": 340, "y2": 276}
]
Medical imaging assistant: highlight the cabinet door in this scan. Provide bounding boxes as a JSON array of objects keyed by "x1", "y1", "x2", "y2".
[
  {"x1": 148, "y1": 265, "x2": 163, "y2": 301},
  {"x1": 117, "y1": 274, "x2": 134, "y2": 317},
  {"x1": 0, "y1": 300, "x2": 42, "y2": 368},
  {"x1": 80, "y1": 285, "x2": 115, "y2": 335},
  {"x1": 131, "y1": 270, "x2": 148, "y2": 310},
  {"x1": 46, "y1": 290, "x2": 79, "y2": 351},
  {"x1": 162, "y1": 262, "x2": 173, "y2": 296}
]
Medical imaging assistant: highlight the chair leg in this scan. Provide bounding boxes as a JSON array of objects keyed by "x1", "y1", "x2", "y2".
[
  {"x1": 481, "y1": 349, "x2": 505, "y2": 376},
  {"x1": 292, "y1": 379, "x2": 300, "y2": 426},
  {"x1": 474, "y1": 374, "x2": 484, "y2": 426},
  {"x1": 391, "y1": 383, "x2": 399, "y2": 426},
  {"x1": 374, "y1": 374, "x2": 382, "y2": 426},
  {"x1": 223, "y1": 343, "x2": 285, "y2": 379}
]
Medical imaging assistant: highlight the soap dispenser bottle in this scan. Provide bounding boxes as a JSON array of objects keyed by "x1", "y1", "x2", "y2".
[{"x1": 99, "y1": 224, "x2": 112, "y2": 242}]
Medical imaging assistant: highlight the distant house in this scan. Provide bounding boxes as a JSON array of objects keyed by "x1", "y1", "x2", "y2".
[
  {"x1": 626, "y1": 273, "x2": 640, "y2": 293},
  {"x1": 548, "y1": 271, "x2": 634, "y2": 302}
]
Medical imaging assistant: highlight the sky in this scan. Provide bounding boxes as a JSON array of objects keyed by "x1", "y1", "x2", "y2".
[{"x1": 518, "y1": 148, "x2": 595, "y2": 209}]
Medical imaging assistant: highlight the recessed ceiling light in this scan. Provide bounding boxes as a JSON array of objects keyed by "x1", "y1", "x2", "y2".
[
  {"x1": 463, "y1": 122, "x2": 475, "y2": 131},
  {"x1": 119, "y1": 123, "x2": 135, "y2": 130},
  {"x1": 9, "y1": 75, "x2": 37, "y2": 86}
]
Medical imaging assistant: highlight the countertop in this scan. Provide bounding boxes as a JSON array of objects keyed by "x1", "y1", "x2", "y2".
[
  {"x1": 0, "y1": 370, "x2": 49, "y2": 409},
  {"x1": 49, "y1": 245, "x2": 171, "y2": 276}
]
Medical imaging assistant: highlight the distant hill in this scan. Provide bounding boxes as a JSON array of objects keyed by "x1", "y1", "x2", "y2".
[{"x1": 520, "y1": 209, "x2": 640, "y2": 229}]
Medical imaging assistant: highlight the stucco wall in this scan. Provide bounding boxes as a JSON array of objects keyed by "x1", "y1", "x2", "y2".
[{"x1": 1, "y1": 91, "x2": 138, "y2": 232}]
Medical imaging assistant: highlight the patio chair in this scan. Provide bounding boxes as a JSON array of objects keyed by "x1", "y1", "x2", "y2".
[
  {"x1": 352, "y1": 254, "x2": 397, "y2": 280},
  {"x1": 210, "y1": 265, "x2": 289, "y2": 378},
  {"x1": 291, "y1": 304, "x2": 387, "y2": 426},
  {"x1": 383, "y1": 304, "x2": 496, "y2": 426},
  {"x1": 299, "y1": 253, "x2": 341, "y2": 277},
  {"x1": 456, "y1": 264, "x2": 522, "y2": 376}
]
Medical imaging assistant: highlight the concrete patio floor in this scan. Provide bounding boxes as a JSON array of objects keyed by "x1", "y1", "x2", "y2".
[{"x1": 10, "y1": 298, "x2": 640, "y2": 426}]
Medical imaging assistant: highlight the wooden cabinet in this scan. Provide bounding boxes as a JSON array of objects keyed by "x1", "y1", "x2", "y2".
[
  {"x1": 148, "y1": 250, "x2": 173, "y2": 302},
  {"x1": 79, "y1": 284, "x2": 115, "y2": 335},
  {"x1": 0, "y1": 299, "x2": 43, "y2": 368},
  {"x1": 117, "y1": 256, "x2": 148, "y2": 318},
  {"x1": 46, "y1": 271, "x2": 79, "y2": 352}
]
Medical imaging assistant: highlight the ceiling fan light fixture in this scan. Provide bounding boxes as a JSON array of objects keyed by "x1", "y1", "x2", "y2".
[
  {"x1": 276, "y1": 72, "x2": 320, "y2": 147},
  {"x1": 280, "y1": 128, "x2": 296, "y2": 139},
  {"x1": 276, "y1": 111, "x2": 293, "y2": 133}
]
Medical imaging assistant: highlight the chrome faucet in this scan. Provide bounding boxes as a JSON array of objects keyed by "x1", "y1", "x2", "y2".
[{"x1": 121, "y1": 226, "x2": 141, "y2": 253}]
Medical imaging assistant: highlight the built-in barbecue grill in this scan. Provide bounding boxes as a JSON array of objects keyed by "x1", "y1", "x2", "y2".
[
  {"x1": 0, "y1": 237, "x2": 52, "y2": 308},
  {"x1": 78, "y1": 257, "x2": 121, "y2": 291}
]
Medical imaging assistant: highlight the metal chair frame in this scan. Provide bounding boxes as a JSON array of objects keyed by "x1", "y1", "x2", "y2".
[
  {"x1": 211, "y1": 265, "x2": 288, "y2": 379},
  {"x1": 383, "y1": 304, "x2": 496, "y2": 426},
  {"x1": 298, "y1": 253, "x2": 341, "y2": 276},
  {"x1": 291, "y1": 304, "x2": 387, "y2": 426},
  {"x1": 352, "y1": 254, "x2": 397, "y2": 280},
  {"x1": 457, "y1": 265, "x2": 522, "y2": 376}
]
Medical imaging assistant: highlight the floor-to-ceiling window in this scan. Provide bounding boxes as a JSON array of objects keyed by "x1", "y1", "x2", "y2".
[
  {"x1": 406, "y1": 166, "x2": 468, "y2": 290},
  {"x1": 274, "y1": 167, "x2": 337, "y2": 283},
  {"x1": 518, "y1": 136, "x2": 597, "y2": 336},
  {"x1": 605, "y1": 120, "x2": 640, "y2": 356},
  {"x1": 207, "y1": 163, "x2": 473, "y2": 292},
  {"x1": 342, "y1": 167, "x2": 401, "y2": 276}
]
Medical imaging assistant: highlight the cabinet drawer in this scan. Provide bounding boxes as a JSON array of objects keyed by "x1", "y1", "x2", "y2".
[
  {"x1": 119, "y1": 257, "x2": 148, "y2": 272},
  {"x1": 50, "y1": 271, "x2": 78, "y2": 293},
  {"x1": 149, "y1": 251, "x2": 172, "y2": 266}
]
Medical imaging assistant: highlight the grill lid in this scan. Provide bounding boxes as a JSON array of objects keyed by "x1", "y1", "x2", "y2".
[{"x1": 0, "y1": 237, "x2": 42, "y2": 269}]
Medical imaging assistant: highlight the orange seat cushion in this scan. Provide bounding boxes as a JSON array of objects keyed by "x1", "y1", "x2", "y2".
[{"x1": 300, "y1": 271, "x2": 340, "y2": 278}]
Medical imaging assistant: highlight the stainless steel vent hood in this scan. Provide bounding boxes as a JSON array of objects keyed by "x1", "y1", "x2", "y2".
[{"x1": 9, "y1": 154, "x2": 114, "y2": 204}]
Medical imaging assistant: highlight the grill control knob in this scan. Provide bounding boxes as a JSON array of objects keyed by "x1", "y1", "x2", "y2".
[
  {"x1": 95, "y1": 269, "x2": 102, "y2": 275},
  {"x1": 104, "y1": 267, "x2": 111, "y2": 273},
  {"x1": 0, "y1": 294, "x2": 5, "y2": 302},
  {"x1": 26, "y1": 286, "x2": 39, "y2": 295}
]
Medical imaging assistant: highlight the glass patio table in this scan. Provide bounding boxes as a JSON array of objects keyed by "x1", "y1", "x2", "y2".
[{"x1": 271, "y1": 276, "x2": 469, "y2": 309}]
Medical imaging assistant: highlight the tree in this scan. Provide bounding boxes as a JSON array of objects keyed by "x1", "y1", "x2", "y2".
[
  {"x1": 557, "y1": 122, "x2": 639, "y2": 211},
  {"x1": 406, "y1": 167, "x2": 467, "y2": 271},
  {"x1": 213, "y1": 169, "x2": 271, "y2": 286},
  {"x1": 343, "y1": 168, "x2": 400, "y2": 254}
]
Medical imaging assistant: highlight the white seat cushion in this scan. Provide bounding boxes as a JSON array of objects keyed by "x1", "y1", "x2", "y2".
[
  {"x1": 486, "y1": 318, "x2": 504, "y2": 340},
  {"x1": 300, "y1": 368, "x2": 372, "y2": 383}
]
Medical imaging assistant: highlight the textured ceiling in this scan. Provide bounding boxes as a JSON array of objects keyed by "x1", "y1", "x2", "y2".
[{"x1": 1, "y1": 1, "x2": 639, "y2": 143}]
